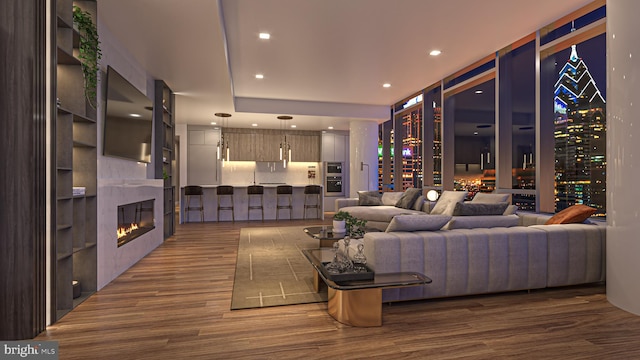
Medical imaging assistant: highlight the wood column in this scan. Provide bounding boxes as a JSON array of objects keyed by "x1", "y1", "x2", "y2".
[{"x1": 0, "y1": 0, "x2": 49, "y2": 340}]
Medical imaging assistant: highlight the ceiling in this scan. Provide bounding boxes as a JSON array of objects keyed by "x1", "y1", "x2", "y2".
[{"x1": 97, "y1": 0, "x2": 594, "y2": 131}]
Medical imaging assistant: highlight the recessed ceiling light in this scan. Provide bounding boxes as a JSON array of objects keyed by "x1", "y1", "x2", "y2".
[
  {"x1": 211, "y1": 122, "x2": 217, "y2": 125},
  {"x1": 255, "y1": 74, "x2": 264, "y2": 79},
  {"x1": 429, "y1": 50, "x2": 442, "y2": 56},
  {"x1": 290, "y1": 125, "x2": 296, "y2": 128},
  {"x1": 383, "y1": 83, "x2": 391, "y2": 88},
  {"x1": 251, "y1": 123, "x2": 258, "y2": 127},
  {"x1": 259, "y1": 32, "x2": 270, "y2": 40},
  {"x1": 473, "y1": 131, "x2": 479, "y2": 135},
  {"x1": 475, "y1": 90, "x2": 483, "y2": 94},
  {"x1": 328, "y1": 126, "x2": 334, "y2": 130},
  {"x1": 129, "y1": 113, "x2": 141, "y2": 118}
]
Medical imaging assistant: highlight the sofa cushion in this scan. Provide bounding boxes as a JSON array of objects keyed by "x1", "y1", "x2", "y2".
[
  {"x1": 545, "y1": 204, "x2": 597, "y2": 225},
  {"x1": 452, "y1": 202, "x2": 509, "y2": 216},
  {"x1": 442, "y1": 214, "x2": 520, "y2": 230},
  {"x1": 339, "y1": 205, "x2": 423, "y2": 223},
  {"x1": 395, "y1": 188, "x2": 422, "y2": 209},
  {"x1": 471, "y1": 192, "x2": 510, "y2": 203},
  {"x1": 357, "y1": 191, "x2": 383, "y2": 206},
  {"x1": 430, "y1": 190, "x2": 468, "y2": 216},
  {"x1": 413, "y1": 196, "x2": 426, "y2": 211},
  {"x1": 381, "y1": 192, "x2": 404, "y2": 206},
  {"x1": 385, "y1": 214, "x2": 452, "y2": 232}
]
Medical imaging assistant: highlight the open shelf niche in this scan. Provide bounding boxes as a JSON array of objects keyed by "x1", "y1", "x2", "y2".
[
  {"x1": 54, "y1": 0, "x2": 98, "y2": 320},
  {"x1": 153, "y1": 80, "x2": 175, "y2": 239}
]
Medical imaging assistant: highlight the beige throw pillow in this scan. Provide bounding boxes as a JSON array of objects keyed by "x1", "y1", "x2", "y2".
[{"x1": 429, "y1": 190, "x2": 468, "y2": 216}]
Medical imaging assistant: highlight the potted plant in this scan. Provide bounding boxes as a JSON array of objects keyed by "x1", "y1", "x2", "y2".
[
  {"x1": 333, "y1": 211, "x2": 349, "y2": 233},
  {"x1": 333, "y1": 211, "x2": 368, "y2": 237},
  {"x1": 73, "y1": 5, "x2": 102, "y2": 109}
]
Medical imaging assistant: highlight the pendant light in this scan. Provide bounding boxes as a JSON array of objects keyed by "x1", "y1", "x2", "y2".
[
  {"x1": 215, "y1": 112, "x2": 232, "y2": 162},
  {"x1": 277, "y1": 115, "x2": 293, "y2": 168}
]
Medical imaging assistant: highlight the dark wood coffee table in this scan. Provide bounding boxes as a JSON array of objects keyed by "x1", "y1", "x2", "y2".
[{"x1": 302, "y1": 248, "x2": 431, "y2": 327}]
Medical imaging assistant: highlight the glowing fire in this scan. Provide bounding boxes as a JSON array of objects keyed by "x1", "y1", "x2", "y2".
[{"x1": 117, "y1": 223, "x2": 139, "y2": 239}]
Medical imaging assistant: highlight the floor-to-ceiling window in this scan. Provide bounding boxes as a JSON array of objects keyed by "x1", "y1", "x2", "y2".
[
  {"x1": 540, "y1": 5, "x2": 606, "y2": 216},
  {"x1": 443, "y1": 64, "x2": 496, "y2": 200},
  {"x1": 499, "y1": 38, "x2": 536, "y2": 211},
  {"x1": 392, "y1": 93, "x2": 423, "y2": 190}
]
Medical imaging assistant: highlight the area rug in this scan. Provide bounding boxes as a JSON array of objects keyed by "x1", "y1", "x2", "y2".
[{"x1": 231, "y1": 226, "x2": 328, "y2": 310}]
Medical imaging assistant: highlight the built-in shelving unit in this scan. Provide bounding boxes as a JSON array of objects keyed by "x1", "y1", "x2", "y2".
[
  {"x1": 154, "y1": 80, "x2": 175, "y2": 239},
  {"x1": 54, "y1": 0, "x2": 97, "y2": 320}
]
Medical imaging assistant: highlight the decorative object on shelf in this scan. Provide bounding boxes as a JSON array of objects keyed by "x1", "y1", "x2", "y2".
[
  {"x1": 277, "y1": 115, "x2": 293, "y2": 168},
  {"x1": 215, "y1": 113, "x2": 232, "y2": 164},
  {"x1": 73, "y1": 5, "x2": 101, "y2": 109},
  {"x1": 72, "y1": 280, "x2": 81, "y2": 299}
]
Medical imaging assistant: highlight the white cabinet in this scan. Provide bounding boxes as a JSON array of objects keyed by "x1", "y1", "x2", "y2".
[{"x1": 322, "y1": 132, "x2": 348, "y2": 162}]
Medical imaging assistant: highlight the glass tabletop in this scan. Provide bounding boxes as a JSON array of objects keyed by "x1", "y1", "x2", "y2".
[
  {"x1": 303, "y1": 226, "x2": 346, "y2": 241},
  {"x1": 302, "y1": 248, "x2": 432, "y2": 290}
]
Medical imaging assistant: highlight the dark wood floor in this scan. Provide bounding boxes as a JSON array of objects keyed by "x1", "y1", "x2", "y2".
[{"x1": 37, "y1": 216, "x2": 640, "y2": 359}]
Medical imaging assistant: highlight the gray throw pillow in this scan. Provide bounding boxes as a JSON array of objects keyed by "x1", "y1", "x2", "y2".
[
  {"x1": 471, "y1": 192, "x2": 510, "y2": 203},
  {"x1": 395, "y1": 188, "x2": 422, "y2": 209},
  {"x1": 452, "y1": 202, "x2": 509, "y2": 216},
  {"x1": 386, "y1": 214, "x2": 452, "y2": 232},
  {"x1": 358, "y1": 191, "x2": 382, "y2": 206}
]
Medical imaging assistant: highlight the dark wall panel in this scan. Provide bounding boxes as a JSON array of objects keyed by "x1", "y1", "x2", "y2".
[{"x1": 0, "y1": 0, "x2": 48, "y2": 340}]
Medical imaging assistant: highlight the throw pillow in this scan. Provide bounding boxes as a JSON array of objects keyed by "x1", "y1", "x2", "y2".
[
  {"x1": 503, "y1": 204, "x2": 518, "y2": 215},
  {"x1": 545, "y1": 204, "x2": 597, "y2": 225},
  {"x1": 471, "y1": 192, "x2": 510, "y2": 203},
  {"x1": 395, "y1": 188, "x2": 422, "y2": 209},
  {"x1": 452, "y1": 202, "x2": 509, "y2": 216},
  {"x1": 413, "y1": 195, "x2": 426, "y2": 211},
  {"x1": 357, "y1": 191, "x2": 382, "y2": 206},
  {"x1": 385, "y1": 214, "x2": 452, "y2": 232},
  {"x1": 381, "y1": 192, "x2": 404, "y2": 206},
  {"x1": 430, "y1": 190, "x2": 468, "y2": 216}
]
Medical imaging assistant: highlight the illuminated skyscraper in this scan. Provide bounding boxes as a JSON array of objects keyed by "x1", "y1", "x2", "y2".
[{"x1": 554, "y1": 44, "x2": 606, "y2": 215}]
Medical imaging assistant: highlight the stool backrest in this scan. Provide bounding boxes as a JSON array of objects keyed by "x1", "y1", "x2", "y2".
[
  {"x1": 304, "y1": 185, "x2": 322, "y2": 194},
  {"x1": 185, "y1": 185, "x2": 203, "y2": 196},
  {"x1": 217, "y1": 185, "x2": 234, "y2": 195},
  {"x1": 277, "y1": 185, "x2": 293, "y2": 195},
  {"x1": 247, "y1": 185, "x2": 264, "y2": 195}
]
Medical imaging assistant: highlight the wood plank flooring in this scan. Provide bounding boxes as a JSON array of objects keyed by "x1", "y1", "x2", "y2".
[{"x1": 36, "y1": 217, "x2": 640, "y2": 359}]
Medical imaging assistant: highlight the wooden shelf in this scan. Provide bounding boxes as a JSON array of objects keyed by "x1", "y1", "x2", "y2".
[{"x1": 54, "y1": 0, "x2": 98, "y2": 323}]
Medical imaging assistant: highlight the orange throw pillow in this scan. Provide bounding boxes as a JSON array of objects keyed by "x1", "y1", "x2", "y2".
[{"x1": 545, "y1": 204, "x2": 597, "y2": 225}]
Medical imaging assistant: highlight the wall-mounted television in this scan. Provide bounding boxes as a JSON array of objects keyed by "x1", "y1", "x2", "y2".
[{"x1": 103, "y1": 65, "x2": 153, "y2": 163}]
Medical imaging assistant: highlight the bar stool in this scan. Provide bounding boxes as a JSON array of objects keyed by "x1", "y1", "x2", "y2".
[
  {"x1": 217, "y1": 185, "x2": 234, "y2": 221},
  {"x1": 303, "y1": 185, "x2": 322, "y2": 219},
  {"x1": 247, "y1": 185, "x2": 264, "y2": 221},
  {"x1": 184, "y1": 185, "x2": 204, "y2": 222},
  {"x1": 276, "y1": 185, "x2": 293, "y2": 220}
]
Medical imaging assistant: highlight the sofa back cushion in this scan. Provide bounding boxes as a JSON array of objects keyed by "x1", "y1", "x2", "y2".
[
  {"x1": 381, "y1": 192, "x2": 404, "y2": 206},
  {"x1": 452, "y1": 202, "x2": 509, "y2": 216},
  {"x1": 430, "y1": 190, "x2": 468, "y2": 216},
  {"x1": 385, "y1": 214, "x2": 452, "y2": 232},
  {"x1": 442, "y1": 214, "x2": 519, "y2": 230}
]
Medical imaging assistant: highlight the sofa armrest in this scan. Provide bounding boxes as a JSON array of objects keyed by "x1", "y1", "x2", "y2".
[{"x1": 335, "y1": 198, "x2": 359, "y2": 211}]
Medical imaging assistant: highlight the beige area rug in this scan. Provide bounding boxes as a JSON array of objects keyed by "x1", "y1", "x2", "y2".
[{"x1": 231, "y1": 226, "x2": 328, "y2": 310}]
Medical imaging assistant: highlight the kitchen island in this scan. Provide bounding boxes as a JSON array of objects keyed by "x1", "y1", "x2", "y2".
[{"x1": 179, "y1": 184, "x2": 324, "y2": 222}]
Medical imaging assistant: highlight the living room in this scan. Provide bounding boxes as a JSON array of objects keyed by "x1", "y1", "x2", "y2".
[{"x1": 3, "y1": 0, "x2": 640, "y2": 357}]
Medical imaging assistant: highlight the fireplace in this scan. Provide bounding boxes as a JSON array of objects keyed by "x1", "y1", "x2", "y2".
[{"x1": 117, "y1": 199, "x2": 155, "y2": 247}]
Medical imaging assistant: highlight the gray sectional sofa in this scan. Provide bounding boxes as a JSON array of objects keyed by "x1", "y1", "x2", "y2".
[{"x1": 340, "y1": 212, "x2": 606, "y2": 303}]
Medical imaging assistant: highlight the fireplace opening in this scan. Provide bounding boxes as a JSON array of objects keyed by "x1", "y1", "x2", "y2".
[{"x1": 117, "y1": 199, "x2": 155, "y2": 247}]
